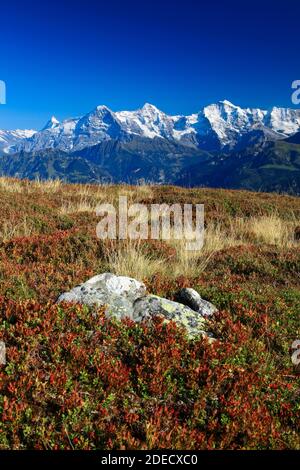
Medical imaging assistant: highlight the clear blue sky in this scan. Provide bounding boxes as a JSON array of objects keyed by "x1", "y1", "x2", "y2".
[{"x1": 0, "y1": 0, "x2": 299, "y2": 130}]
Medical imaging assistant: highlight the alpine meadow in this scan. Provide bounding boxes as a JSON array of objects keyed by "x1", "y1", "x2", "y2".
[{"x1": 0, "y1": 0, "x2": 300, "y2": 458}]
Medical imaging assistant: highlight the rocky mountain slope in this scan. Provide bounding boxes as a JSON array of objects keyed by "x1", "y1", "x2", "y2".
[
  {"x1": 176, "y1": 139, "x2": 300, "y2": 194},
  {"x1": 1, "y1": 100, "x2": 300, "y2": 193},
  {"x1": 0, "y1": 137, "x2": 211, "y2": 184},
  {"x1": 0, "y1": 129, "x2": 36, "y2": 151}
]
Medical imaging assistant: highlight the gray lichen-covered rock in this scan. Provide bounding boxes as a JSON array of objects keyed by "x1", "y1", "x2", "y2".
[
  {"x1": 174, "y1": 288, "x2": 218, "y2": 317},
  {"x1": 57, "y1": 273, "x2": 147, "y2": 320},
  {"x1": 57, "y1": 273, "x2": 213, "y2": 338},
  {"x1": 133, "y1": 294, "x2": 209, "y2": 337},
  {"x1": 0, "y1": 341, "x2": 6, "y2": 365}
]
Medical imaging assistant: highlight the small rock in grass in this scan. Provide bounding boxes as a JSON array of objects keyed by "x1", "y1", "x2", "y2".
[
  {"x1": 58, "y1": 273, "x2": 214, "y2": 338},
  {"x1": 57, "y1": 272, "x2": 146, "y2": 320},
  {"x1": 0, "y1": 341, "x2": 6, "y2": 365},
  {"x1": 174, "y1": 288, "x2": 218, "y2": 317},
  {"x1": 294, "y1": 226, "x2": 300, "y2": 241},
  {"x1": 133, "y1": 294, "x2": 210, "y2": 338}
]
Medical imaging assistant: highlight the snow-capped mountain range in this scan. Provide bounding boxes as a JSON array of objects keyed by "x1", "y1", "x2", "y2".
[
  {"x1": 1, "y1": 100, "x2": 300, "y2": 154},
  {"x1": 0, "y1": 129, "x2": 36, "y2": 150}
]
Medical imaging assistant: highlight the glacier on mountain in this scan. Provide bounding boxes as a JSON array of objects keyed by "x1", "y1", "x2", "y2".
[{"x1": 2, "y1": 100, "x2": 300, "y2": 154}]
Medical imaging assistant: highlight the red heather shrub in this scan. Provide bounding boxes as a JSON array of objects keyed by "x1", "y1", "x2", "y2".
[
  {"x1": 0, "y1": 298, "x2": 299, "y2": 450},
  {"x1": 1, "y1": 229, "x2": 97, "y2": 265}
]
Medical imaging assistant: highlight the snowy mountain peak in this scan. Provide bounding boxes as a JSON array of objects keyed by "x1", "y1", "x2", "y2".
[
  {"x1": 95, "y1": 105, "x2": 111, "y2": 113},
  {"x1": 142, "y1": 103, "x2": 160, "y2": 112},
  {"x1": 50, "y1": 116, "x2": 59, "y2": 124},
  {"x1": 2, "y1": 100, "x2": 300, "y2": 154},
  {"x1": 42, "y1": 116, "x2": 60, "y2": 131},
  {"x1": 219, "y1": 99, "x2": 239, "y2": 108},
  {"x1": 0, "y1": 129, "x2": 37, "y2": 152}
]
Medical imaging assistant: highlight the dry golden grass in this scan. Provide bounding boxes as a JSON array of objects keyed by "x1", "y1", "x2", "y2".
[
  {"x1": 32, "y1": 178, "x2": 62, "y2": 193},
  {"x1": 102, "y1": 223, "x2": 240, "y2": 280},
  {"x1": 104, "y1": 240, "x2": 165, "y2": 280},
  {"x1": 227, "y1": 214, "x2": 297, "y2": 247},
  {"x1": 166, "y1": 223, "x2": 238, "y2": 278},
  {"x1": 246, "y1": 214, "x2": 291, "y2": 246},
  {"x1": 0, "y1": 179, "x2": 299, "y2": 282},
  {"x1": 59, "y1": 193, "x2": 121, "y2": 214},
  {"x1": 0, "y1": 177, "x2": 25, "y2": 193},
  {"x1": 59, "y1": 197, "x2": 98, "y2": 214},
  {"x1": 135, "y1": 184, "x2": 154, "y2": 200},
  {"x1": 0, "y1": 217, "x2": 34, "y2": 242},
  {"x1": 58, "y1": 185, "x2": 156, "y2": 215},
  {"x1": 0, "y1": 177, "x2": 62, "y2": 194},
  {"x1": 101, "y1": 213, "x2": 300, "y2": 281}
]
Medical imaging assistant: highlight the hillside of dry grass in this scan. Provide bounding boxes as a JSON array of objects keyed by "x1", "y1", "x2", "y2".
[{"x1": 0, "y1": 178, "x2": 299, "y2": 449}]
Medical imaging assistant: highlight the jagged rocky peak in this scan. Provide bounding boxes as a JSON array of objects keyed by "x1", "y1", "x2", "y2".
[
  {"x1": 2, "y1": 100, "x2": 300, "y2": 154},
  {"x1": 94, "y1": 104, "x2": 114, "y2": 114},
  {"x1": 42, "y1": 116, "x2": 60, "y2": 131},
  {"x1": 141, "y1": 102, "x2": 161, "y2": 113}
]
